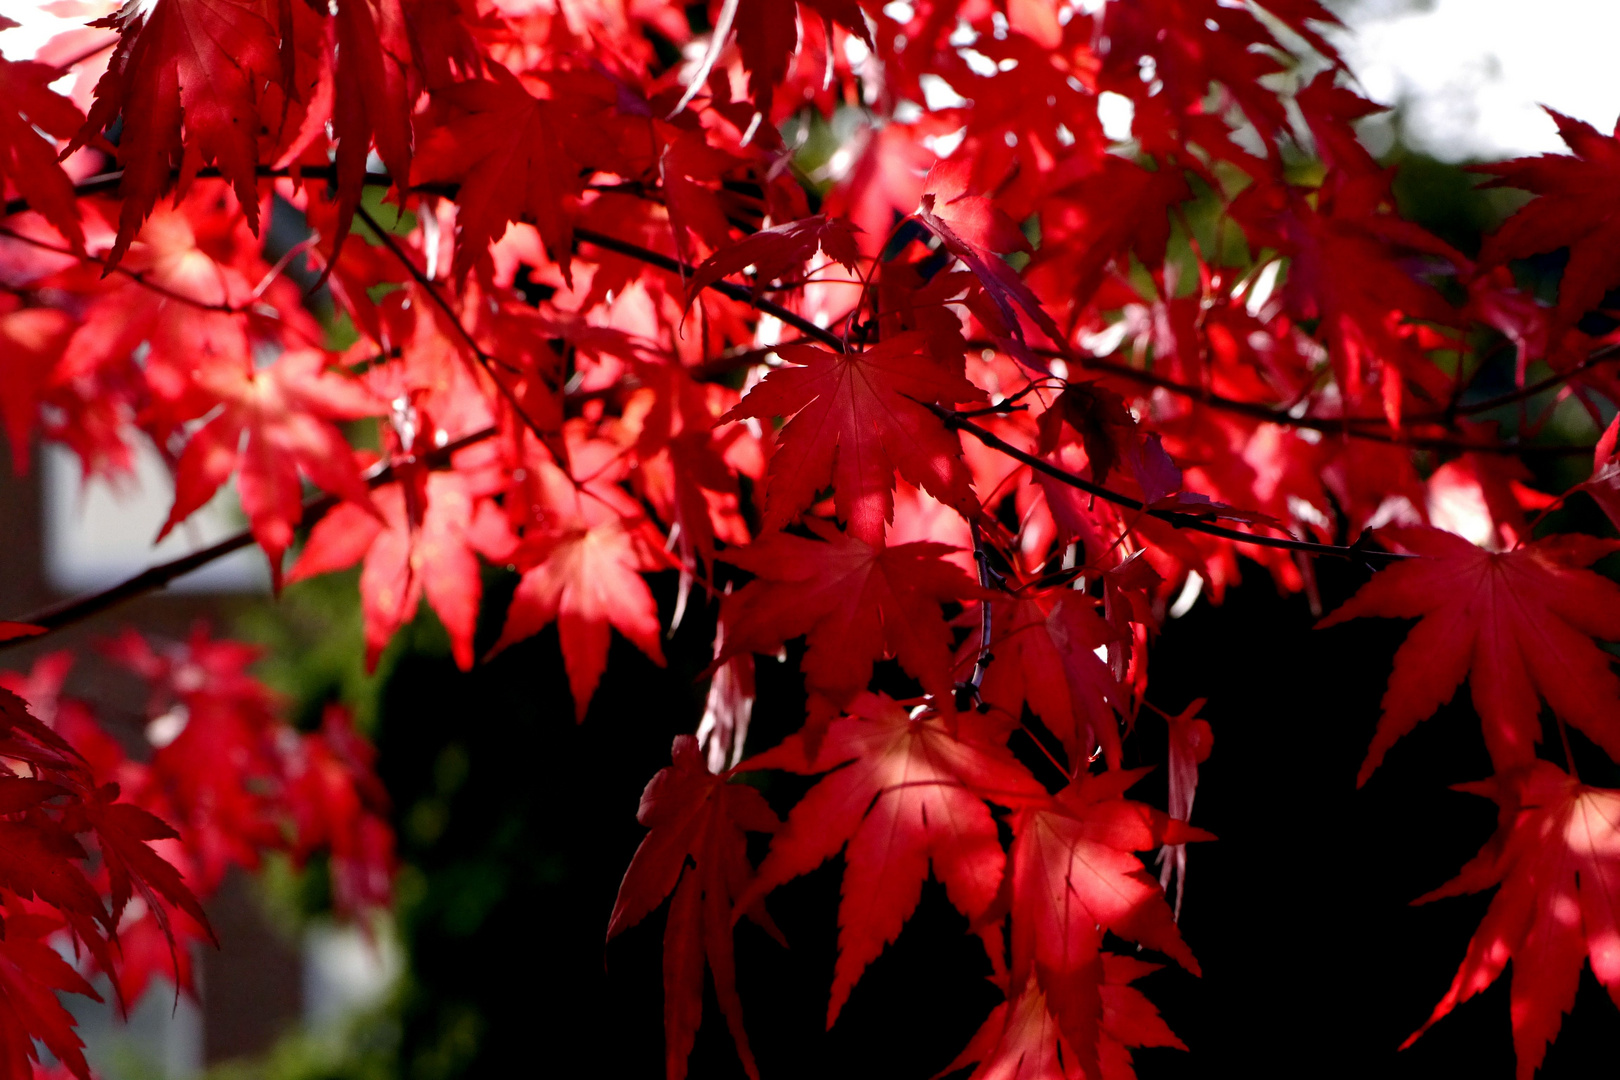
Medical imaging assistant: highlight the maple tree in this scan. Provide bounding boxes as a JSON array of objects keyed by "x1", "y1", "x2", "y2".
[{"x1": 4, "y1": 0, "x2": 1620, "y2": 1076}]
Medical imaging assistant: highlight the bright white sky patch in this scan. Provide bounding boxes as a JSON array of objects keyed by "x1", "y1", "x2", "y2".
[{"x1": 1332, "y1": 0, "x2": 1620, "y2": 160}]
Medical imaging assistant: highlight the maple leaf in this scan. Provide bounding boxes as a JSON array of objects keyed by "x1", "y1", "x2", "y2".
[
  {"x1": 1404, "y1": 762, "x2": 1620, "y2": 1080},
  {"x1": 0, "y1": 907, "x2": 101, "y2": 1080},
  {"x1": 1003, "y1": 769, "x2": 1209, "y2": 1076},
  {"x1": 945, "y1": 958, "x2": 1186, "y2": 1080},
  {"x1": 686, "y1": 215, "x2": 861, "y2": 303},
  {"x1": 72, "y1": 0, "x2": 281, "y2": 265},
  {"x1": 81, "y1": 786, "x2": 215, "y2": 957},
  {"x1": 285, "y1": 706, "x2": 395, "y2": 916},
  {"x1": 673, "y1": 0, "x2": 869, "y2": 115},
  {"x1": 720, "y1": 331, "x2": 984, "y2": 544},
  {"x1": 608, "y1": 735, "x2": 779, "y2": 1080},
  {"x1": 488, "y1": 440, "x2": 666, "y2": 721},
  {"x1": 915, "y1": 158, "x2": 1067, "y2": 368},
  {"x1": 1155, "y1": 699, "x2": 1213, "y2": 919},
  {"x1": 0, "y1": 56, "x2": 86, "y2": 247},
  {"x1": 969, "y1": 592, "x2": 1126, "y2": 769},
  {"x1": 1475, "y1": 110, "x2": 1620, "y2": 333},
  {"x1": 160, "y1": 348, "x2": 384, "y2": 587},
  {"x1": 288, "y1": 471, "x2": 515, "y2": 671},
  {"x1": 718, "y1": 523, "x2": 984, "y2": 710},
  {"x1": 324, "y1": 0, "x2": 418, "y2": 268},
  {"x1": 411, "y1": 60, "x2": 586, "y2": 282},
  {"x1": 737, "y1": 693, "x2": 1045, "y2": 1026},
  {"x1": 1318, "y1": 526, "x2": 1620, "y2": 784},
  {"x1": 1035, "y1": 381, "x2": 1137, "y2": 486},
  {"x1": 103, "y1": 628, "x2": 289, "y2": 895}
]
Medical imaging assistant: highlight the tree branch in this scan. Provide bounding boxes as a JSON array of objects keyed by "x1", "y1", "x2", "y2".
[
  {"x1": 571, "y1": 227, "x2": 847, "y2": 353},
  {"x1": 1451, "y1": 340, "x2": 1620, "y2": 417},
  {"x1": 0, "y1": 426, "x2": 498, "y2": 650},
  {"x1": 16, "y1": 167, "x2": 1610, "y2": 453},
  {"x1": 954, "y1": 520, "x2": 996, "y2": 712},
  {"x1": 0, "y1": 224, "x2": 259, "y2": 315},
  {"x1": 969, "y1": 339, "x2": 1601, "y2": 457},
  {"x1": 926, "y1": 404, "x2": 1413, "y2": 563}
]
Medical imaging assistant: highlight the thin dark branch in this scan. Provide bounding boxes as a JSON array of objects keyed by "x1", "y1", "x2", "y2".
[
  {"x1": 1452, "y1": 340, "x2": 1620, "y2": 417},
  {"x1": 968, "y1": 339, "x2": 1596, "y2": 457},
  {"x1": 955, "y1": 520, "x2": 996, "y2": 713},
  {"x1": 0, "y1": 426, "x2": 498, "y2": 649},
  {"x1": 21, "y1": 168, "x2": 1608, "y2": 454},
  {"x1": 573, "y1": 227, "x2": 846, "y2": 353},
  {"x1": 7, "y1": 168, "x2": 846, "y2": 353},
  {"x1": 927, "y1": 404, "x2": 1413, "y2": 563},
  {"x1": 0, "y1": 225, "x2": 255, "y2": 314}
]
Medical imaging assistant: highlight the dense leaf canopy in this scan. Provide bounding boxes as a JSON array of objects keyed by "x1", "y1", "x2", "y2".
[{"x1": 3, "y1": 1, "x2": 1620, "y2": 1077}]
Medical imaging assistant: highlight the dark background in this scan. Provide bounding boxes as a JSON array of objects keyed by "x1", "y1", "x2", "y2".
[
  {"x1": 356, "y1": 550, "x2": 1617, "y2": 1080},
  {"x1": 339, "y1": 154, "x2": 1620, "y2": 1080}
]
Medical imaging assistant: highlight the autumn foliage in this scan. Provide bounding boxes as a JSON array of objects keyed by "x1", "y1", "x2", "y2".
[{"x1": 4, "y1": 0, "x2": 1620, "y2": 1077}]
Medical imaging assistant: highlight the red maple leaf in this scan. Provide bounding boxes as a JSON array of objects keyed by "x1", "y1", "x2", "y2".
[
  {"x1": 608, "y1": 734, "x2": 779, "y2": 1080},
  {"x1": 160, "y1": 348, "x2": 383, "y2": 587},
  {"x1": 0, "y1": 309, "x2": 73, "y2": 471},
  {"x1": 288, "y1": 470, "x2": 515, "y2": 671},
  {"x1": 284, "y1": 706, "x2": 395, "y2": 917},
  {"x1": 1002, "y1": 768, "x2": 1209, "y2": 1076},
  {"x1": 718, "y1": 522, "x2": 984, "y2": 711},
  {"x1": 685, "y1": 214, "x2": 861, "y2": 303},
  {"x1": 945, "y1": 957, "x2": 1187, "y2": 1080},
  {"x1": 323, "y1": 0, "x2": 419, "y2": 267},
  {"x1": 72, "y1": 0, "x2": 281, "y2": 265},
  {"x1": 1318, "y1": 526, "x2": 1620, "y2": 784},
  {"x1": 736, "y1": 692, "x2": 1045, "y2": 1026},
  {"x1": 411, "y1": 60, "x2": 587, "y2": 282},
  {"x1": 1404, "y1": 762, "x2": 1620, "y2": 1080},
  {"x1": 969, "y1": 592, "x2": 1126, "y2": 769},
  {"x1": 0, "y1": 56, "x2": 86, "y2": 247},
  {"x1": 1476, "y1": 110, "x2": 1620, "y2": 334},
  {"x1": 489, "y1": 438, "x2": 666, "y2": 721},
  {"x1": 0, "y1": 906, "x2": 101, "y2": 1080},
  {"x1": 720, "y1": 331, "x2": 984, "y2": 544},
  {"x1": 914, "y1": 158, "x2": 1067, "y2": 368},
  {"x1": 1156, "y1": 698, "x2": 1213, "y2": 919},
  {"x1": 673, "y1": 0, "x2": 869, "y2": 115}
]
